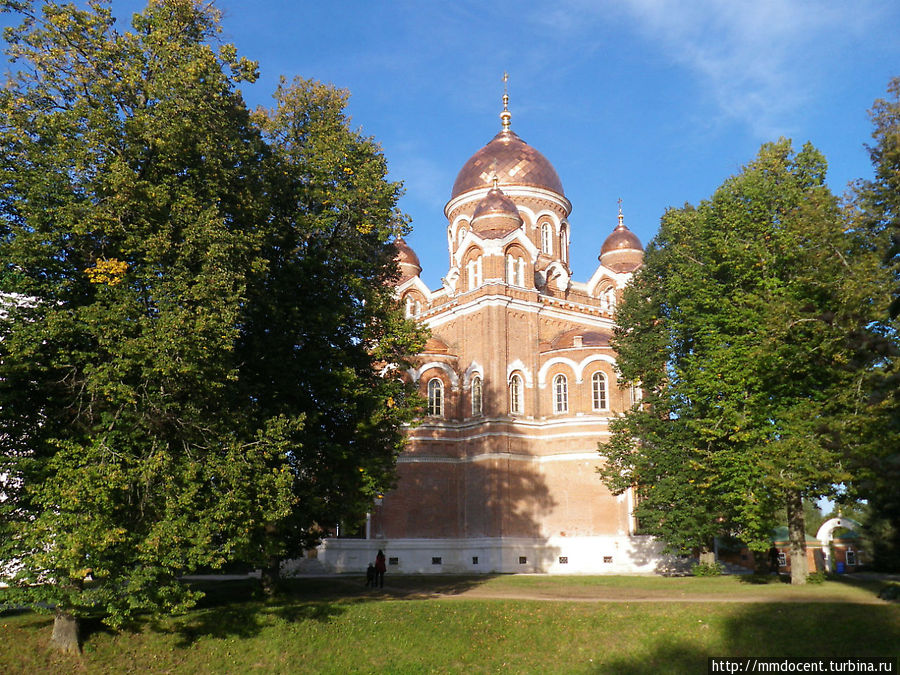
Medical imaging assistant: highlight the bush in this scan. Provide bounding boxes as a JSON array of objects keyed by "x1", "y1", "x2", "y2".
[
  {"x1": 806, "y1": 571, "x2": 827, "y2": 584},
  {"x1": 691, "y1": 562, "x2": 725, "y2": 577}
]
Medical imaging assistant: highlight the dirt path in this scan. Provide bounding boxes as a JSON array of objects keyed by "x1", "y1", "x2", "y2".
[{"x1": 345, "y1": 579, "x2": 893, "y2": 605}]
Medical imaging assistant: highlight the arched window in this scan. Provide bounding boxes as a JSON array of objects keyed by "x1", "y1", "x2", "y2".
[
  {"x1": 471, "y1": 376, "x2": 483, "y2": 416},
  {"x1": 427, "y1": 378, "x2": 444, "y2": 417},
  {"x1": 458, "y1": 226, "x2": 467, "y2": 244},
  {"x1": 561, "y1": 225, "x2": 569, "y2": 263},
  {"x1": 507, "y1": 254, "x2": 516, "y2": 285},
  {"x1": 592, "y1": 371, "x2": 608, "y2": 411},
  {"x1": 404, "y1": 296, "x2": 413, "y2": 318},
  {"x1": 517, "y1": 257, "x2": 525, "y2": 286},
  {"x1": 415, "y1": 300, "x2": 422, "y2": 316},
  {"x1": 509, "y1": 373, "x2": 523, "y2": 414},
  {"x1": 541, "y1": 222, "x2": 552, "y2": 254},
  {"x1": 553, "y1": 374, "x2": 568, "y2": 414},
  {"x1": 466, "y1": 255, "x2": 483, "y2": 290}
]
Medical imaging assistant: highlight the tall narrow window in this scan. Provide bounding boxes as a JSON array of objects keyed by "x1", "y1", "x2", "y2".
[
  {"x1": 553, "y1": 374, "x2": 568, "y2": 413},
  {"x1": 404, "y1": 296, "x2": 413, "y2": 318},
  {"x1": 507, "y1": 254, "x2": 516, "y2": 285},
  {"x1": 561, "y1": 225, "x2": 569, "y2": 263},
  {"x1": 427, "y1": 378, "x2": 444, "y2": 417},
  {"x1": 509, "y1": 374, "x2": 523, "y2": 414},
  {"x1": 517, "y1": 257, "x2": 525, "y2": 286},
  {"x1": 592, "y1": 371, "x2": 608, "y2": 411},
  {"x1": 541, "y1": 222, "x2": 552, "y2": 254},
  {"x1": 471, "y1": 376, "x2": 483, "y2": 416}
]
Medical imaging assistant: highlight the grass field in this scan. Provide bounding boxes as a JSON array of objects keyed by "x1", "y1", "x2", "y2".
[{"x1": 2, "y1": 575, "x2": 898, "y2": 674}]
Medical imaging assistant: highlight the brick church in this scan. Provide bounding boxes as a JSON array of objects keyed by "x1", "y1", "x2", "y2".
[{"x1": 315, "y1": 92, "x2": 668, "y2": 574}]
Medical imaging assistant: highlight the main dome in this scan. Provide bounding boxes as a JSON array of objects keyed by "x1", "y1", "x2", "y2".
[{"x1": 450, "y1": 129, "x2": 565, "y2": 199}]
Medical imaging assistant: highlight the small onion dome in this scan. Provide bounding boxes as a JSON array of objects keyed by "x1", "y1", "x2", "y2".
[
  {"x1": 471, "y1": 185, "x2": 523, "y2": 239},
  {"x1": 549, "y1": 328, "x2": 612, "y2": 351},
  {"x1": 600, "y1": 213, "x2": 643, "y2": 273},
  {"x1": 451, "y1": 129, "x2": 565, "y2": 199},
  {"x1": 394, "y1": 237, "x2": 422, "y2": 282}
]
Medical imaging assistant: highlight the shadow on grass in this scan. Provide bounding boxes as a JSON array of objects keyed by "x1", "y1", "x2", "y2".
[
  {"x1": 737, "y1": 573, "x2": 790, "y2": 585},
  {"x1": 148, "y1": 573, "x2": 500, "y2": 647},
  {"x1": 594, "y1": 601, "x2": 900, "y2": 674}
]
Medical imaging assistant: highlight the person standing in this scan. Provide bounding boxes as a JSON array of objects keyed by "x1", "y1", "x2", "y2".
[{"x1": 374, "y1": 549, "x2": 386, "y2": 588}]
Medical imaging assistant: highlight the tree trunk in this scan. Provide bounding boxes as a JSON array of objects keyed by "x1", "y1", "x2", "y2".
[
  {"x1": 50, "y1": 609, "x2": 80, "y2": 654},
  {"x1": 786, "y1": 490, "x2": 808, "y2": 585},
  {"x1": 261, "y1": 556, "x2": 281, "y2": 597}
]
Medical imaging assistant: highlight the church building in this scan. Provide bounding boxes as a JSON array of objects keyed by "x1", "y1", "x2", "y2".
[{"x1": 317, "y1": 92, "x2": 667, "y2": 574}]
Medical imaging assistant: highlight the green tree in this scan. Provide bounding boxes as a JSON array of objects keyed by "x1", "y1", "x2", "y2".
[
  {"x1": 0, "y1": 0, "x2": 423, "y2": 651},
  {"x1": 601, "y1": 139, "x2": 891, "y2": 584},
  {"x1": 236, "y1": 78, "x2": 427, "y2": 591},
  {"x1": 850, "y1": 77, "x2": 900, "y2": 571}
]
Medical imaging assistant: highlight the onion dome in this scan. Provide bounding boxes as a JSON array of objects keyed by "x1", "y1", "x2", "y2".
[
  {"x1": 600, "y1": 204, "x2": 643, "y2": 273},
  {"x1": 451, "y1": 83, "x2": 564, "y2": 199},
  {"x1": 471, "y1": 182, "x2": 523, "y2": 238},
  {"x1": 451, "y1": 130, "x2": 565, "y2": 199},
  {"x1": 394, "y1": 237, "x2": 422, "y2": 282}
]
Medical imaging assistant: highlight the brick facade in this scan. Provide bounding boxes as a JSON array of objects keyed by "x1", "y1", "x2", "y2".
[{"x1": 314, "y1": 107, "x2": 670, "y2": 574}]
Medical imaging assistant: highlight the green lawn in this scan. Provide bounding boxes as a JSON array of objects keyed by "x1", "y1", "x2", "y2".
[{"x1": 2, "y1": 575, "x2": 898, "y2": 674}]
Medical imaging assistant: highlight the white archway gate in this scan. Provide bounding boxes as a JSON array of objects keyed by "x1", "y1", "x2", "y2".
[{"x1": 815, "y1": 517, "x2": 862, "y2": 572}]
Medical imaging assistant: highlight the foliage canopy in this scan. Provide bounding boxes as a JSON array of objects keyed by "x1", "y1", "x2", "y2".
[
  {"x1": 0, "y1": 0, "x2": 424, "y2": 642},
  {"x1": 601, "y1": 139, "x2": 893, "y2": 580}
]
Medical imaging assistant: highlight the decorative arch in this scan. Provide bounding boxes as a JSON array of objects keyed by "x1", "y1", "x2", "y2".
[
  {"x1": 506, "y1": 359, "x2": 533, "y2": 387},
  {"x1": 410, "y1": 361, "x2": 460, "y2": 389},
  {"x1": 537, "y1": 356, "x2": 578, "y2": 387},
  {"x1": 816, "y1": 517, "x2": 863, "y2": 573},
  {"x1": 574, "y1": 354, "x2": 618, "y2": 383},
  {"x1": 531, "y1": 208, "x2": 562, "y2": 234},
  {"x1": 816, "y1": 517, "x2": 862, "y2": 543},
  {"x1": 462, "y1": 360, "x2": 484, "y2": 387}
]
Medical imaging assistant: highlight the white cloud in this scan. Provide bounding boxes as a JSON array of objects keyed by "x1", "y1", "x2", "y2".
[
  {"x1": 617, "y1": 0, "x2": 881, "y2": 138},
  {"x1": 525, "y1": 0, "x2": 885, "y2": 140}
]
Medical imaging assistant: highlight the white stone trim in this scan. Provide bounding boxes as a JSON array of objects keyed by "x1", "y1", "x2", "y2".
[
  {"x1": 462, "y1": 360, "x2": 484, "y2": 386},
  {"x1": 310, "y1": 534, "x2": 672, "y2": 575},
  {"x1": 444, "y1": 185, "x2": 572, "y2": 219},
  {"x1": 410, "y1": 361, "x2": 460, "y2": 389},
  {"x1": 506, "y1": 359, "x2": 534, "y2": 387}
]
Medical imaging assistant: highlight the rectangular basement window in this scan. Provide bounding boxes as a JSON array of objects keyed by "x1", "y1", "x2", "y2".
[
  {"x1": 519, "y1": 556, "x2": 527, "y2": 565},
  {"x1": 472, "y1": 556, "x2": 479, "y2": 565},
  {"x1": 431, "y1": 557, "x2": 442, "y2": 565},
  {"x1": 603, "y1": 556, "x2": 613, "y2": 564},
  {"x1": 388, "y1": 557, "x2": 398, "y2": 566},
  {"x1": 559, "y1": 556, "x2": 568, "y2": 564}
]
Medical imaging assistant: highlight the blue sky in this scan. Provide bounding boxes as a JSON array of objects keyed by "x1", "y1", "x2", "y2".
[{"x1": 4, "y1": 1, "x2": 900, "y2": 289}]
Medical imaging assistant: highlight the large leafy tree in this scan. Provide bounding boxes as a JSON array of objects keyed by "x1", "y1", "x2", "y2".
[
  {"x1": 601, "y1": 140, "x2": 891, "y2": 583},
  {"x1": 238, "y1": 78, "x2": 427, "y2": 590},
  {"x1": 0, "y1": 0, "x2": 422, "y2": 652},
  {"x1": 850, "y1": 77, "x2": 900, "y2": 570}
]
